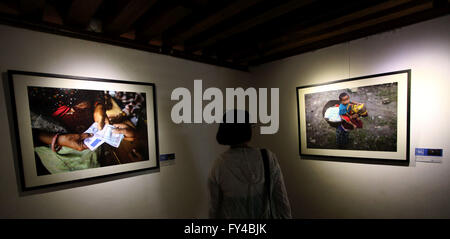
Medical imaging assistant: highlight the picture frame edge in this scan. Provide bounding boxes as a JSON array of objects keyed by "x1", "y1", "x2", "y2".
[
  {"x1": 7, "y1": 69, "x2": 161, "y2": 191},
  {"x1": 296, "y1": 69, "x2": 412, "y2": 166}
]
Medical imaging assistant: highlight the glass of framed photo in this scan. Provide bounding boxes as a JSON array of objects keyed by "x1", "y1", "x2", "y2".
[
  {"x1": 8, "y1": 70, "x2": 159, "y2": 190},
  {"x1": 296, "y1": 70, "x2": 410, "y2": 165}
]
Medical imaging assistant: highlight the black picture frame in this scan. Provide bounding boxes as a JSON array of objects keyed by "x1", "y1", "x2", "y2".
[
  {"x1": 7, "y1": 70, "x2": 160, "y2": 191},
  {"x1": 296, "y1": 70, "x2": 411, "y2": 166}
]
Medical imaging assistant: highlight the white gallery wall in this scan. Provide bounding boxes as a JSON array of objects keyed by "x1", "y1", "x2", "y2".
[
  {"x1": 0, "y1": 24, "x2": 251, "y2": 218},
  {"x1": 251, "y1": 15, "x2": 450, "y2": 218}
]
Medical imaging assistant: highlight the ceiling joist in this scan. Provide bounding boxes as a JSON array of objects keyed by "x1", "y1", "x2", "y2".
[
  {"x1": 103, "y1": 0, "x2": 158, "y2": 35},
  {"x1": 19, "y1": 0, "x2": 45, "y2": 20},
  {"x1": 136, "y1": 4, "x2": 192, "y2": 43},
  {"x1": 66, "y1": 0, "x2": 103, "y2": 28},
  {"x1": 185, "y1": 0, "x2": 316, "y2": 52},
  {"x1": 171, "y1": 0, "x2": 265, "y2": 44},
  {"x1": 242, "y1": 1, "x2": 438, "y2": 64},
  {"x1": 0, "y1": 0, "x2": 447, "y2": 70}
]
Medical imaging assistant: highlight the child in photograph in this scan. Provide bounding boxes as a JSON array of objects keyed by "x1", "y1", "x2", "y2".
[
  {"x1": 338, "y1": 92, "x2": 363, "y2": 130},
  {"x1": 335, "y1": 92, "x2": 367, "y2": 149}
]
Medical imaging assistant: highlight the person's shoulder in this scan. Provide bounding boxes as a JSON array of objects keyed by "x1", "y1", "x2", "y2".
[
  {"x1": 215, "y1": 150, "x2": 229, "y2": 164},
  {"x1": 260, "y1": 147, "x2": 275, "y2": 155},
  {"x1": 248, "y1": 146, "x2": 268, "y2": 155},
  {"x1": 215, "y1": 148, "x2": 240, "y2": 164},
  {"x1": 260, "y1": 149, "x2": 282, "y2": 172},
  {"x1": 256, "y1": 147, "x2": 278, "y2": 162}
]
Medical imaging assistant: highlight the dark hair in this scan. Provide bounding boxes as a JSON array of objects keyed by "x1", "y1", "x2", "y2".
[
  {"x1": 339, "y1": 92, "x2": 349, "y2": 100},
  {"x1": 216, "y1": 110, "x2": 252, "y2": 145}
]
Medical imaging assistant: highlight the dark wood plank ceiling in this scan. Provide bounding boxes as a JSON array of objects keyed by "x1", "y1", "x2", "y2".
[{"x1": 0, "y1": 0, "x2": 448, "y2": 71}]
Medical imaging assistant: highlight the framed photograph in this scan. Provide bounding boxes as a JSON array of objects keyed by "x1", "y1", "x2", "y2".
[
  {"x1": 8, "y1": 70, "x2": 159, "y2": 190},
  {"x1": 296, "y1": 70, "x2": 410, "y2": 165}
]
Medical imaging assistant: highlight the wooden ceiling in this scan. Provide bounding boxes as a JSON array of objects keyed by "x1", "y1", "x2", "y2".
[{"x1": 0, "y1": 0, "x2": 448, "y2": 71}]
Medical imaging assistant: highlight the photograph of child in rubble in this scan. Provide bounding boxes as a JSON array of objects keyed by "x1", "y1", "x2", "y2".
[
  {"x1": 304, "y1": 82, "x2": 398, "y2": 151},
  {"x1": 28, "y1": 86, "x2": 150, "y2": 176}
]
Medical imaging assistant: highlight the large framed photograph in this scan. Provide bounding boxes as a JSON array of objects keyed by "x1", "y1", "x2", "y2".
[
  {"x1": 296, "y1": 70, "x2": 410, "y2": 165},
  {"x1": 8, "y1": 70, "x2": 159, "y2": 190}
]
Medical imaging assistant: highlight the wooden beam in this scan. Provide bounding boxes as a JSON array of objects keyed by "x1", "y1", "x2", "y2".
[
  {"x1": 261, "y1": 0, "x2": 414, "y2": 50},
  {"x1": 66, "y1": 0, "x2": 103, "y2": 27},
  {"x1": 251, "y1": 4, "x2": 449, "y2": 65},
  {"x1": 0, "y1": 1, "x2": 20, "y2": 15},
  {"x1": 136, "y1": 5, "x2": 192, "y2": 42},
  {"x1": 240, "y1": 1, "x2": 434, "y2": 64},
  {"x1": 228, "y1": 0, "x2": 414, "y2": 61},
  {"x1": 0, "y1": 12, "x2": 248, "y2": 71},
  {"x1": 104, "y1": 0, "x2": 157, "y2": 35},
  {"x1": 43, "y1": 3, "x2": 63, "y2": 25},
  {"x1": 207, "y1": 1, "x2": 366, "y2": 61},
  {"x1": 19, "y1": 0, "x2": 45, "y2": 20},
  {"x1": 185, "y1": 0, "x2": 315, "y2": 51},
  {"x1": 171, "y1": 0, "x2": 264, "y2": 44}
]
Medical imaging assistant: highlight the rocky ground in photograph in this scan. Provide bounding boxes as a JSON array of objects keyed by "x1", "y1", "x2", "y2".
[{"x1": 304, "y1": 82, "x2": 397, "y2": 151}]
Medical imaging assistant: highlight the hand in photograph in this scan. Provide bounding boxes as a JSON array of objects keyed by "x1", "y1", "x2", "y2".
[
  {"x1": 58, "y1": 133, "x2": 93, "y2": 151},
  {"x1": 112, "y1": 123, "x2": 138, "y2": 141},
  {"x1": 94, "y1": 103, "x2": 110, "y2": 130}
]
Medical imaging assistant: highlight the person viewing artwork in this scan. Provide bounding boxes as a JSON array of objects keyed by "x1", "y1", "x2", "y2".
[
  {"x1": 208, "y1": 110, "x2": 292, "y2": 219},
  {"x1": 28, "y1": 87, "x2": 150, "y2": 175}
]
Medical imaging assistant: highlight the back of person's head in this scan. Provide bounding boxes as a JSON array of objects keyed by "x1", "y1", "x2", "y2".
[{"x1": 216, "y1": 110, "x2": 252, "y2": 145}]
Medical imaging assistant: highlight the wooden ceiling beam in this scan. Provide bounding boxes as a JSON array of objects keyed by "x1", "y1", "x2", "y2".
[
  {"x1": 136, "y1": 4, "x2": 192, "y2": 42},
  {"x1": 0, "y1": 1, "x2": 20, "y2": 15},
  {"x1": 207, "y1": 1, "x2": 366, "y2": 62},
  {"x1": 259, "y1": 0, "x2": 414, "y2": 51},
  {"x1": 65, "y1": 0, "x2": 103, "y2": 28},
  {"x1": 103, "y1": 0, "x2": 157, "y2": 35},
  {"x1": 1, "y1": 0, "x2": 447, "y2": 71},
  {"x1": 0, "y1": 12, "x2": 248, "y2": 71},
  {"x1": 171, "y1": 0, "x2": 264, "y2": 44},
  {"x1": 226, "y1": 0, "x2": 414, "y2": 61},
  {"x1": 240, "y1": 1, "x2": 435, "y2": 64},
  {"x1": 185, "y1": 0, "x2": 316, "y2": 52},
  {"x1": 19, "y1": 0, "x2": 46, "y2": 20},
  {"x1": 251, "y1": 3, "x2": 449, "y2": 65}
]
